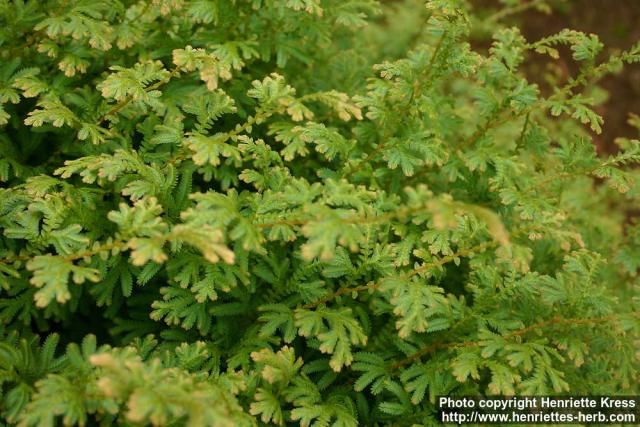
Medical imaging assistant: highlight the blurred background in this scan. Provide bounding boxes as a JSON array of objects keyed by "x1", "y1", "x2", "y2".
[
  {"x1": 355, "y1": 0, "x2": 640, "y2": 154},
  {"x1": 483, "y1": 0, "x2": 640, "y2": 154}
]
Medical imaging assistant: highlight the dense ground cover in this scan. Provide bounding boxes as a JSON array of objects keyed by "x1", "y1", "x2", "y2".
[{"x1": 0, "y1": 1, "x2": 639, "y2": 425}]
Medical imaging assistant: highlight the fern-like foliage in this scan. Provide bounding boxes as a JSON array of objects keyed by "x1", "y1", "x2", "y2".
[{"x1": 0, "y1": 0, "x2": 639, "y2": 425}]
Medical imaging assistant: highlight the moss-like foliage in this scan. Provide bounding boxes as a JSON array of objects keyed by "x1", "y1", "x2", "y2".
[{"x1": 0, "y1": 0, "x2": 639, "y2": 425}]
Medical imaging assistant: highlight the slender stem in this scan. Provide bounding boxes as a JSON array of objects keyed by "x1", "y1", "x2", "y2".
[
  {"x1": 521, "y1": 153, "x2": 625, "y2": 195},
  {"x1": 60, "y1": 240, "x2": 129, "y2": 262},
  {"x1": 451, "y1": 42, "x2": 638, "y2": 154},
  {"x1": 97, "y1": 66, "x2": 181, "y2": 125},
  {"x1": 256, "y1": 202, "x2": 442, "y2": 231},
  {"x1": 517, "y1": 112, "x2": 530, "y2": 145},
  {"x1": 167, "y1": 86, "x2": 343, "y2": 167},
  {"x1": 302, "y1": 284, "x2": 372, "y2": 309},
  {"x1": 0, "y1": 202, "x2": 427, "y2": 268},
  {"x1": 300, "y1": 223, "x2": 538, "y2": 310},
  {"x1": 302, "y1": 240, "x2": 499, "y2": 310},
  {"x1": 342, "y1": 32, "x2": 447, "y2": 179},
  {"x1": 0, "y1": 239, "x2": 128, "y2": 266},
  {"x1": 454, "y1": 108, "x2": 518, "y2": 151},
  {"x1": 486, "y1": 0, "x2": 556, "y2": 24},
  {"x1": 389, "y1": 312, "x2": 635, "y2": 370},
  {"x1": 167, "y1": 106, "x2": 273, "y2": 166}
]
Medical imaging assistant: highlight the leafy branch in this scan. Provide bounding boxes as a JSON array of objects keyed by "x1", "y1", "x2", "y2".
[{"x1": 390, "y1": 312, "x2": 638, "y2": 370}]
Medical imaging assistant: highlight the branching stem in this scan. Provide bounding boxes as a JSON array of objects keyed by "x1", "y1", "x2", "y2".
[{"x1": 389, "y1": 312, "x2": 637, "y2": 370}]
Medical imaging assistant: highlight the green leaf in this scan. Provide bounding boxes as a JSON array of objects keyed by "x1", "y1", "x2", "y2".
[
  {"x1": 295, "y1": 307, "x2": 367, "y2": 372},
  {"x1": 27, "y1": 256, "x2": 99, "y2": 307},
  {"x1": 186, "y1": 132, "x2": 242, "y2": 166}
]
